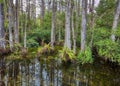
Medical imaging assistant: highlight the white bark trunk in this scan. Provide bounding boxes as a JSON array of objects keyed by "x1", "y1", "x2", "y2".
[
  {"x1": 72, "y1": 6, "x2": 76, "y2": 53},
  {"x1": 0, "y1": 3, "x2": 5, "y2": 49},
  {"x1": 111, "y1": 0, "x2": 120, "y2": 41},
  {"x1": 14, "y1": 0, "x2": 19, "y2": 43},
  {"x1": 64, "y1": 0, "x2": 71, "y2": 49},
  {"x1": 8, "y1": 0, "x2": 13, "y2": 50},
  {"x1": 24, "y1": 26, "x2": 27, "y2": 48},
  {"x1": 51, "y1": 0, "x2": 56, "y2": 48},
  {"x1": 81, "y1": 0, "x2": 87, "y2": 51}
]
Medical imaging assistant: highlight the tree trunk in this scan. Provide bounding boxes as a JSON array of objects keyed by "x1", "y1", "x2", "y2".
[
  {"x1": 76, "y1": 0, "x2": 80, "y2": 38},
  {"x1": 64, "y1": 0, "x2": 71, "y2": 49},
  {"x1": 111, "y1": 0, "x2": 120, "y2": 41},
  {"x1": 89, "y1": 0, "x2": 95, "y2": 48},
  {"x1": 8, "y1": 0, "x2": 13, "y2": 50},
  {"x1": 24, "y1": 24, "x2": 27, "y2": 48},
  {"x1": 51, "y1": 0, "x2": 56, "y2": 48},
  {"x1": 48, "y1": 0, "x2": 51, "y2": 13},
  {"x1": 40, "y1": 0, "x2": 45, "y2": 21},
  {"x1": 0, "y1": 3, "x2": 5, "y2": 49},
  {"x1": 81, "y1": 0, "x2": 87, "y2": 51},
  {"x1": 14, "y1": 0, "x2": 19, "y2": 43},
  {"x1": 71, "y1": 1, "x2": 76, "y2": 53}
]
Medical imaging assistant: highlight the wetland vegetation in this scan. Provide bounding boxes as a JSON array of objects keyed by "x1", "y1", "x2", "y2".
[{"x1": 0, "y1": 0, "x2": 120, "y2": 86}]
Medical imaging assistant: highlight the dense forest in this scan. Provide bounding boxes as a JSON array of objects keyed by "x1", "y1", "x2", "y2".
[{"x1": 0, "y1": 0, "x2": 120, "y2": 65}]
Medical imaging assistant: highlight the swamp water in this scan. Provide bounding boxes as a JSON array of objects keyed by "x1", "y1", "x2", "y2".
[{"x1": 0, "y1": 57, "x2": 120, "y2": 86}]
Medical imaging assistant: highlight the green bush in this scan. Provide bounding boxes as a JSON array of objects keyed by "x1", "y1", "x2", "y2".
[
  {"x1": 59, "y1": 47, "x2": 76, "y2": 62},
  {"x1": 27, "y1": 39, "x2": 39, "y2": 48},
  {"x1": 115, "y1": 26, "x2": 120, "y2": 42},
  {"x1": 27, "y1": 28, "x2": 51, "y2": 44},
  {"x1": 93, "y1": 27, "x2": 111, "y2": 44},
  {"x1": 27, "y1": 13, "x2": 51, "y2": 45},
  {"x1": 37, "y1": 44, "x2": 54, "y2": 55},
  {"x1": 77, "y1": 46, "x2": 93, "y2": 64},
  {"x1": 95, "y1": 39, "x2": 120, "y2": 63}
]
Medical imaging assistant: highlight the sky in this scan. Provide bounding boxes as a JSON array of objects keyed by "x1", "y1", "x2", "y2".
[{"x1": 95, "y1": 0, "x2": 100, "y2": 7}]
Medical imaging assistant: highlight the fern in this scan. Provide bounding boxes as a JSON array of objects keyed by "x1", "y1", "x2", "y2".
[
  {"x1": 77, "y1": 46, "x2": 93, "y2": 64},
  {"x1": 59, "y1": 47, "x2": 75, "y2": 62}
]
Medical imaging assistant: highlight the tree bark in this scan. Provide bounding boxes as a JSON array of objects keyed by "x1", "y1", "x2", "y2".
[
  {"x1": 8, "y1": 0, "x2": 14, "y2": 50},
  {"x1": 89, "y1": 0, "x2": 95, "y2": 48},
  {"x1": 48, "y1": 0, "x2": 51, "y2": 13},
  {"x1": 71, "y1": 1, "x2": 76, "y2": 53},
  {"x1": 14, "y1": 0, "x2": 19, "y2": 43},
  {"x1": 0, "y1": 3, "x2": 5, "y2": 49},
  {"x1": 51, "y1": 0, "x2": 56, "y2": 48},
  {"x1": 64, "y1": 0, "x2": 71, "y2": 49},
  {"x1": 111, "y1": 0, "x2": 120, "y2": 41},
  {"x1": 40, "y1": 0, "x2": 45, "y2": 21},
  {"x1": 76, "y1": 0, "x2": 81, "y2": 38},
  {"x1": 81, "y1": 0, "x2": 87, "y2": 51}
]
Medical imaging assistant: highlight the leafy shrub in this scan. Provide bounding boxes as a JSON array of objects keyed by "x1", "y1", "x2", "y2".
[
  {"x1": 93, "y1": 27, "x2": 111, "y2": 44},
  {"x1": 37, "y1": 44, "x2": 54, "y2": 55},
  {"x1": 77, "y1": 46, "x2": 93, "y2": 64},
  {"x1": 27, "y1": 39, "x2": 39, "y2": 48},
  {"x1": 27, "y1": 28, "x2": 51, "y2": 44},
  {"x1": 115, "y1": 26, "x2": 120, "y2": 42},
  {"x1": 95, "y1": 39, "x2": 120, "y2": 62},
  {"x1": 59, "y1": 47, "x2": 76, "y2": 62}
]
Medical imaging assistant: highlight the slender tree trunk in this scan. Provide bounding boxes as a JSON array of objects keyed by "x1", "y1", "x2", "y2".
[
  {"x1": 58, "y1": 27, "x2": 61, "y2": 41},
  {"x1": 20, "y1": 0, "x2": 24, "y2": 44},
  {"x1": 111, "y1": 0, "x2": 120, "y2": 41},
  {"x1": 64, "y1": 0, "x2": 71, "y2": 49},
  {"x1": 81, "y1": 0, "x2": 87, "y2": 51},
  {"x1": 72, "y1": 12, "x2": 76, "y2": 53},
  {"x1": 71, "y1": 1, "x2": 76, "y2": 53},
  {"x1": 8, "y1": 0, "x2": 14, "y2": 50},
  {"x1": 26, "y1": 0, "x2": 30, "y2": 31},
  {"x1": 89, "y1": 0, "x2": 95, "y2": 48},
  {"x1": 24, "y1": 1, "x2": 29, "y2": 48},
  {"x1": 23, "y1": 16, "x2": 27, "y2": 48},
  {"x1": 33, "y1": 0, "x2": 36, "y2": 19},
  {"x1": 48, "y1": 0, "x2": 51, "y2": 13},
  {"x1": 14, "y1": 0, "x2": 19, "y2": 43},
  {"x1": 51, "y1": 0, "x2": 56, "y2": 48},
  {"x1": 40, "y1": 0, "x2": 45, "y2": 21},
  {"x1": 76, "y1": 0, "x2": 80, "y2": 38},
  {"x1": 89, "y1": 0, "x2": 94, "y2": 28},
  {"x1": 0, "y1": 3, "x2": 5, "y2": 49}
]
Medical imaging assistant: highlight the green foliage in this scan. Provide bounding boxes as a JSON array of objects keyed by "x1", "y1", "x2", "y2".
[
  {"x1": 27, "y1": 39, "x2": 39, "y2": 48},
  {"x1": 95, "y1": 39, "x2": 120, "y2": 63},
  {"x1": 59, "y1": 47, "x2": 75, "y2": 62},
  {"x1": 93, "y1": 27, "x2": 111, "y2": 45},
  {"x1": 37, "y1": 44, "x2": 54, "y2": 55},
  {"x1": 41, "y1": 12, "x2": 52, "y2": 29},
  {"x1": 96, "y1": 0, "x2": 115, "y2": 27},
  {"x1": 0, "y1": 0, "x2": 3, "y2": 3},
  {"x1": 27, "y1": 13, "x2": 52, "y2": 45},
  {"x1": 115, "y1": 26, "x2": 120, "y2": 42},
  {"x1": 27, "y1": 28, "x2": 51, "y2": 44},
  {"x1": 13, "y1": 43, "x2": 22, "y2": 52},
  {"x1": 77, "y1": 46, "x2": 93, "y2": 64}
]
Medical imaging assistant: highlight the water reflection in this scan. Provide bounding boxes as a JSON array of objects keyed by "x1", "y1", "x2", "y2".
[
  {"x1": 0, "y1": 58, "x2": 120, "y2": 86},
  {"x1": 0, "y1": 58, "x2": 5, "y2": 86}
]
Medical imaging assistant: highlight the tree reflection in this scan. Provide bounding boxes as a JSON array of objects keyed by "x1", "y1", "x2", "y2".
[
  {"x1": 0, "y1": 57, "x2": 120, "y2": 86},
  {"x1": 0, "y1": 58, "x2": 5, "y2": 86}
]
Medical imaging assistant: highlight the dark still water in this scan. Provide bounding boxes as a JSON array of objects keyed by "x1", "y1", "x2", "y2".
[{"x1": 0, "y1": 57, "x2": 120, "y2": 86}]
